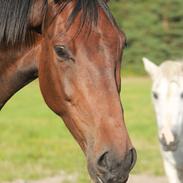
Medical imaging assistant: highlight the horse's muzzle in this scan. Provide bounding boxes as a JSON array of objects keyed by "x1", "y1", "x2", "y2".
[
  {"x1": 90, "y1": 148, "x2": 137, "y2": 183},
  {"x1": 159, "y1": 130, "x2": 179, "y2": 152},
  {"x1": 159, "y1": 135, "x2": 179, "y2": 152}
]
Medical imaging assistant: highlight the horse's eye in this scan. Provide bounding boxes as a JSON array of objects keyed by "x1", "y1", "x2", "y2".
[
  {"x1": 153, "y1": 92, "x2": 158, "y2": 99},
  {"x1": 124, "y1": 40, "x2": 128, "y2": 48},
  {"x1": 54, "y1": 45, "x2": 70, "y2": 60}
]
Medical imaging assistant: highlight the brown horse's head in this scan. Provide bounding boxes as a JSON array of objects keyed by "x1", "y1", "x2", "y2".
[{"x1": 39, "y1": 1, "x2": 136, "y2": 182}]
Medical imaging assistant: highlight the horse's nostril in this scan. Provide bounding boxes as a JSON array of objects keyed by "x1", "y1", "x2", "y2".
[
  {"x1": 124, "y1": 148, "x2": 137, "y2": 171},
  {"x1": 97, "y1": 151, "x2": 109, "y2": 170},
  {"x1": 97, "y1": 148, "x2": 137, "y2": 173}
]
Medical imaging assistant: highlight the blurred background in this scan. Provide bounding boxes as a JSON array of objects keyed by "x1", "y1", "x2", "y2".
[
  {"x1": 0, "y1": 0, "x2": 182, "y2": 182},
  {"x1": 112, "y1": 0, "x2": 183, "y2": 75}
]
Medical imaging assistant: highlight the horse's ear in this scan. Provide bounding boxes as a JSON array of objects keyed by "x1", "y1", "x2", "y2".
[{"x1": 143, "y1": 57, "x2": 159, "y2": 80}]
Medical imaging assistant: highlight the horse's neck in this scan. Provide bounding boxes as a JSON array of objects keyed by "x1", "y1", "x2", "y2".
[{"x1": 0, "y1": 44, "x2": 40, "y2": 110}]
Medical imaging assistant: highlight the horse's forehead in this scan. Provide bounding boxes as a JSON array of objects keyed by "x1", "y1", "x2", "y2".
[
  {"x1": 153, "y1": 78, "x2": 176, "y2": 90},
  {"x1": 48, "y1": 3, "x2": 124, "y2": 67},
  {"x1": 52, "y1": 17, "x2": 123, "y2": 60},
  {"x1": 153, "y1": 72, "x2": 183, "y2": 85},
  {"x1": 153, "y1": 79, "x2": 167, "y2": 93},
  {"x1": 98, "y1": 9, "x2": 123, "y2": 39},
  {"x1": 153, "y1": 77, "x2": 183, "y2": 98}
]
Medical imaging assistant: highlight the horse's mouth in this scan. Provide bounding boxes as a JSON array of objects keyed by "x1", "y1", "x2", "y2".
[
  {"x1": 97, "y1": 176, "x2": 104, "y2": 183},
  {"x1": 96, "y1": 176, "x2": 129, "y2": 183}
]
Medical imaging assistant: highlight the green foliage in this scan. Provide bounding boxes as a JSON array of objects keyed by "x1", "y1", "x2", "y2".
[{"x1": 110, "y1": 0, "x2": 183, "y2": 75}]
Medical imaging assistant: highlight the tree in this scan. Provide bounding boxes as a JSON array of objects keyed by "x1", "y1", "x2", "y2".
[{"x1": 110, "y1": 0, "x2": 183, "y2": 75}]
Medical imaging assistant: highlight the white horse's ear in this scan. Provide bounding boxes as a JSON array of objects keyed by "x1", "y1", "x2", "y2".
[{"x1": 143, "y1": 57, "x2": 159, "y2": 80}]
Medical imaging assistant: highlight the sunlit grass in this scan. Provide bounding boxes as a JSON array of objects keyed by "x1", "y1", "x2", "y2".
[
  {"x1": 0, "y1": 78, "x2": 164, "y2": 182},
  {"x1": 122, "y1": 77, "x2": 164, "y2": 176},
  {"x1": 0, "y1": 80, "x2": 89, "y2": 182}
]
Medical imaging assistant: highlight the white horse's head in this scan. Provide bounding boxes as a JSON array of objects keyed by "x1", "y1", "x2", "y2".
[{"x1": 143, "y1": 57, "x2": 183, "y2": 152}]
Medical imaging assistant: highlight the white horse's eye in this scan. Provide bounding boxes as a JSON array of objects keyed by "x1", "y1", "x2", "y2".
[
  {"x1": 180, "y1": 92, "x2": 183, "y2": 99},
  {"x1": 153, "y1": 92, "x2": 158, "y2": 99}
]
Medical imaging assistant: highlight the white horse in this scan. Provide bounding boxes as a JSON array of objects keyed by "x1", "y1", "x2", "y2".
[{"x1": 143, "y1": 57, "x2": 183, "y2": 183}]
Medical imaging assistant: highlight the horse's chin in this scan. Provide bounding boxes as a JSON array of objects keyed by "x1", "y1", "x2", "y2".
[
  {"x1": 95, "y1": 176, "x2": 129, "y2": 183},
  {"x1": 88, "y1": 165, "x2": 129, "y2": 183}
]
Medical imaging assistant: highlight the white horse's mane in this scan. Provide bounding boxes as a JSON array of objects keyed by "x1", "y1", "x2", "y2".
[{"x1": 160, "y1": 60, "x2": 183, "y2": 79}]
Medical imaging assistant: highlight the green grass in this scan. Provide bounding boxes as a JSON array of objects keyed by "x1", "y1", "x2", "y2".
[
  {"x1": 122, "y1": 78, "x2": 164, "y2": 176},
  {"x1": 0, "y1": 78, "x2": 164, "y2": 182}
]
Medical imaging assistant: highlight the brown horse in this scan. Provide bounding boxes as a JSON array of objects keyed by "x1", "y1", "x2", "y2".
[{"x1": 0, "y1": 0, "x2": 136, "y2": 182}]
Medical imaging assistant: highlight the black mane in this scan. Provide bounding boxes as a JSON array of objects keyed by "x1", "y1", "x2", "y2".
[
  {"x1": 55, "y1": 0, "x2": 114, "y2": 29},
  {"x1": 0, "y1": 0, "x2": 47, "y2": 46},
  {"x1": 0, "y1": 0, "x2": 114, "y2": 46}
]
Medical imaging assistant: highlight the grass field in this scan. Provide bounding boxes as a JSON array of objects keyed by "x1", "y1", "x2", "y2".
[{"x1": 0, "y1": 77, "x2": 165, "y2": 182}]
